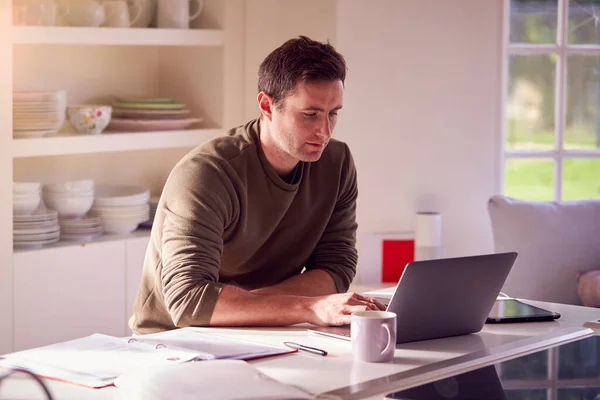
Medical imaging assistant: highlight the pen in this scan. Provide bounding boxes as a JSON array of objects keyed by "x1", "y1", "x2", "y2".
[{"x1": 284, "y1": 341, "x2": 328, "y2": 356}]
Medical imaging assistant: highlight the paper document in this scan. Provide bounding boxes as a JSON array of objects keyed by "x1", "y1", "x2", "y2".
[
  {"x1": 0, "y1": 334, "x2": 196, "y2": 388},
  {"x1": 114, "y1": 360, "x2": 315, "y2": 400},
  {"x1": 137, "y1": 327, "x2": 293, "y2": 361},
  {"x1": 0, "y1": 328, "x2": 294, "y2": 389}
]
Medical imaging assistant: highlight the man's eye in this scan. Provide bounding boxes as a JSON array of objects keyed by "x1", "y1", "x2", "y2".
[
  {"x1": 303, "y1": 113, "x2": 317, "y2": 118},
  {"x1": 330, "y1": 112, "x2": 338, "y2": 117}
]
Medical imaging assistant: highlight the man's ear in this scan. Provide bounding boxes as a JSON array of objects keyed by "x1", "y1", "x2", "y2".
[{"x1": 257, "y1": 91, "x2": 273, "y2": 121}]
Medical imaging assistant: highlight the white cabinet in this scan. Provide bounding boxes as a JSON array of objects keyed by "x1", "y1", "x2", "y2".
[{"x1": 13, "y1": 241, "x2": 127, "y2": 351}]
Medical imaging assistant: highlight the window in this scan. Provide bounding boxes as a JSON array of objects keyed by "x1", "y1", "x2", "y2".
[{"x1": 503, "y1": 0, "x2": 600, "y2": 201}]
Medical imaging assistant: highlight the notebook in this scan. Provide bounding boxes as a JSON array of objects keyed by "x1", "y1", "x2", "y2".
[{"x1": 0, "y1": 328, "x2": 294, "y2": 388}]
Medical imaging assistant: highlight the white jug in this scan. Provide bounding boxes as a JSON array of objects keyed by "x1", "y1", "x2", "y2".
[{"x1": 157, "y1": 0, "x2": 203, "y2": 29}]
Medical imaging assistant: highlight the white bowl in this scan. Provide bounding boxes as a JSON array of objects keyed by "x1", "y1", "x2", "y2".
[
  {"x1": 44, "y1": 179, "x2": 94, "y2": 193},
  {"x1": 43, "y1": 193, "x2": 94, "y2": 218},
  {"x1": 67, "y1": 105, "x2": 112, "y2": 135},
  {"x1": 102, "y1": 220, "x2": 139, "y2": 234},
  {"x1": 13, "y1": 196, "x2": 41, "y2": 216},
  {"x1": 94, "y1": 185, "x2": 150, "y2": 207},
  {"x1": 13, "y1": 181, "x2": 41, "y2": 193}
]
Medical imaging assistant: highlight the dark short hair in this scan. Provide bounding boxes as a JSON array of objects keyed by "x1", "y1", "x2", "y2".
[{"x1": 258, "y1": 36, "x2": 347, "y2": 108}]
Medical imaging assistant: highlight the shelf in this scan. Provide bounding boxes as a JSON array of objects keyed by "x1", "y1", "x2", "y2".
[
  {"x1": 12, "y1": 129, "x2": 221, "y2": 158},
  {"x1": 13, "y1": 229, "x2": 151, "y2": 254},
  {"x1": 11, "y1": 26, "x2": 224, "y2": 46}
]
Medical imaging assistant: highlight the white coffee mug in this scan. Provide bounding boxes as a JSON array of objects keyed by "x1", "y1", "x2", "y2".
[
  {"x1": 351, "y1": 311, "x2": 397, "y2": 363},
  {"x1": 101, "y1": 0, "x2": 141, "y2": 27},
  {"x1": 157, "y1": 0, "x2": 203, "y2": 29}
]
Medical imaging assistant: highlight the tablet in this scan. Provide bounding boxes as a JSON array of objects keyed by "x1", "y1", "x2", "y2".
[{"x1": 486, "y1": 299, "x2": 560, "y2": 323}]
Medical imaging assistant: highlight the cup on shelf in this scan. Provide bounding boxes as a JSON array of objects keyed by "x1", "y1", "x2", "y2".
[
  {"x1": 59, "y1": 0, "x2": 107, "y2": 27},
  {"x1": 67, "y1": 105, "x2": 112, "y2": 135},
  {"x1": 156, "y1": 0, "x2": 203, "y2": 29},
  {"x1": 101, "y1": 0, "x2": 142, "y2": 28},
  {"x1": 13, "y1": 1, "x2": 69, "y2": 26},
  {"x1": 130, "y1": 0, "x2": 155, "y2": 28}
]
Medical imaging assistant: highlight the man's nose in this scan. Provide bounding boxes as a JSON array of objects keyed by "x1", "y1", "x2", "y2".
[{"x1": 317, "y1": 116, "x2": 332, "y2": 139}]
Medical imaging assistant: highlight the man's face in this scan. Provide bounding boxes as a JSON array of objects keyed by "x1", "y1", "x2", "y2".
[{"x1": 270, "y1": 80, "x2": 343, "y2": 163}]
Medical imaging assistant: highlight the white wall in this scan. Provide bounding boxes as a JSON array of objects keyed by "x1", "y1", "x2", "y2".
[
  {"x1": 243, "y1": 0, "x2": 338, "y2": 120},
  {"x1": 242, "y1": 0, "x2": 504, "y2": 259},
  {"x1": 336, "y1": 0, "x2": 504, "y2": 258}
]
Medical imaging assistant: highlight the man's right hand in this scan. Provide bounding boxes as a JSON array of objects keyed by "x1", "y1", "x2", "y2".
[{"x1": 307, "y1": 292, "x2": 387, "y2": 326}]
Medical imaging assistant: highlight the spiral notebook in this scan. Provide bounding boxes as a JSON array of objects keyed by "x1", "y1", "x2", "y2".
[{"x1": 0, "y1": 328, "x2": 294, "y2": 388}]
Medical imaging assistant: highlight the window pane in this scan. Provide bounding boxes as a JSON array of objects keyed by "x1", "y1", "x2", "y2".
[
  {"x1": 558, "y1": 388, "x2": 600, "y2": 400},
  {"x1": 568, "y1": 0, "x2": 600, "y2": 44},
  {"x1": 500, "y1": 351, "x2": 549, "y2": 380},
  {"x1": 510, "y1": 0, "x2": 558, "y2": 44},
  {"x1": 563, "y1": 158, "x2": 600, "y2": 200},
  {"x1": 565, "y1": 56, "x2": 600, "y2": 150},
  {"x1": 507, "y1": 55, "x2": 556, "y2": 150},
  {"x1": 558, "y1": 333, "x2": 600, "y2": 379},
  {"x1": 504, "y1": 158, "x2": 555, "y2": 201},
  {"x1": 505, "y1": 389, "x2": 548, "y2": 400}
]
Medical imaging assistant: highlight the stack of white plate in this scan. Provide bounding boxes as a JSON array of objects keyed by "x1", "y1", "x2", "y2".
[
  {"x1": 13, "y1": 209, "x2": 60, "y2": 248},
  {"x1": 13, "y1": 181, "x2": 41, "y2": 216},
  {"x1": 91, "y1": 185, "x2": 150, "y2": 234},
  {"x1": 140, "y1": 196, "x2": 159, "y2": 228},
  {"x1": 13, "y1": 90, "x2": 66, "y2": 138},
  {"x1": 43, "y1": 180, "x2": 95, "y2": 219},
  {"x1": 59, "y1": 215, "x2": 103, "y2": 241}
]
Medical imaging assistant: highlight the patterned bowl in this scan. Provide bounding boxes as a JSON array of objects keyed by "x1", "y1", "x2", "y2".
[{"x1": 67, "y1": 105, "x2": 112, "y2": 135}]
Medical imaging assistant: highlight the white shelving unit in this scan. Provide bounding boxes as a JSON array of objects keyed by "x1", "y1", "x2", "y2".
[
  {"x1": 1, "y1": 0, "x2": 245, "y2": 353},
  {"x1": 12, "y1": 129, "x2": 222, "y2": 157}
]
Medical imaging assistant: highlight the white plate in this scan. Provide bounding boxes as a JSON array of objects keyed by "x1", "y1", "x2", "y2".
[
  {"x1": 14, "y1": 231, "x2": 61, "y2": 241},
  {"x1": 13, "y1": 236, "x2": 60, "y2": 248},
  {"x1": 14, "y1": 226, "x2": 60, "y2": 235},
  {"x1": 60, "y1": 233, "x2": 102, "y2": 242},
  {"x1": 13, "y1": 130, "x2": 56, "y2": 138},
  {"x1": 14, "y1": 219, "x2": 58, "y2": 229},
  {"x1": 13, "y1": 209, "x2": 58, "y2": 222}
]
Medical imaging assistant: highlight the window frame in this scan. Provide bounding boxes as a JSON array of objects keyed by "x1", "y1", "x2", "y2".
[{"x1": 501, "y1": 0, "x2": 600, "y2": 201}]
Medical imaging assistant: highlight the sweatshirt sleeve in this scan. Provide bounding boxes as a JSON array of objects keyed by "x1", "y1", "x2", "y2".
[
  {"x1": 159, "y1": 154, "x2": 238, "y2": 327},
  {"x1": 304, "y1": 143, "x2": 359, "y2": 292}
]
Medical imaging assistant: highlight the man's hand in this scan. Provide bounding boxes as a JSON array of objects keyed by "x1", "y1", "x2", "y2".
[{"x1": 307, "y1": 292, "x2": 387, "y2": 326}]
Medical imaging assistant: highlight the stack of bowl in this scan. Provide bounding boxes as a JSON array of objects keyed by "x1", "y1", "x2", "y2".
[
  {"x1": 13, "y1": 182, "x2": 41, "y2": 216},
  {"x1": 42, "y1": 180, "x2": 95, "y2": 219},
  {"x1": 91, "y1": 185, "x2": 150, "y2": 234}
]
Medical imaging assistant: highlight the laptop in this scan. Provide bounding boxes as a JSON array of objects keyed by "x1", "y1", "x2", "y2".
[{"x1": 308, "y1": 252, "x2": 518, "y2": 344}]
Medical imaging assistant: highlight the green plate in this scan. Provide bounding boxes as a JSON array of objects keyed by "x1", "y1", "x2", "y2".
[
  {"x1": 116, "y1": 97, "x2": 178, "y2": 104},
  {"x1": 112, "y1": 101, "x2": 186, "y2": 110}
]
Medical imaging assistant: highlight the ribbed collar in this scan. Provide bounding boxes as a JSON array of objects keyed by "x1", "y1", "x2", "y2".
[{"x1": 246, "y1": 118, "x2": 304, "y2": 192}]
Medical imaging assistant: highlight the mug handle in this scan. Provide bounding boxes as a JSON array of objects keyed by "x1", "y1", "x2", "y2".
[
  {"x1": 380, "y1": 324, "x2": 395, "y2": 357},
  {"x1": 128, "y1": 0, "x2": 143, "y2": 27},
  {"x1": 189, "y1": 0, "x2": 203, "y2": 21}
]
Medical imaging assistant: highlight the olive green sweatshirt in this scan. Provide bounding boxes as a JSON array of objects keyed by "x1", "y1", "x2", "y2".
[{"x1": 130, "y1": 118, "x2": 358, "y2": 334}]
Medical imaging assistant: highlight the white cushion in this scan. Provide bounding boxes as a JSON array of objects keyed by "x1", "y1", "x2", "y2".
[{"x1": 488, "y1": 195, "x2": 600, "y2": 305}]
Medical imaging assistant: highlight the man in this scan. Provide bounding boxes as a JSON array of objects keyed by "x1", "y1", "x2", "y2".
[{"x1": 131, "y1": 36, "x2": 385, "y2": 334}]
